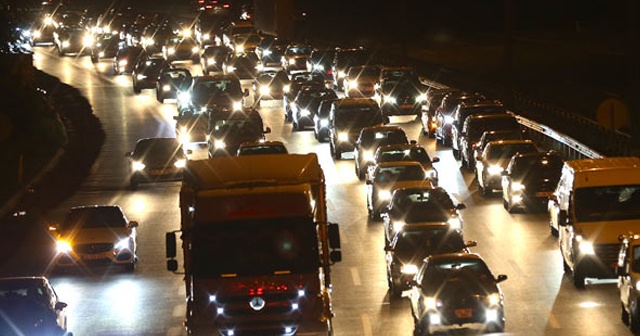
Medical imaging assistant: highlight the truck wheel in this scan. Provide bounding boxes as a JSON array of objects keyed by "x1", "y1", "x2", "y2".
[
  {"x1": 452, "y1": 148, "x2": 460, "y2": 160},
  {"x1": 333, "y1": 149, "x2": 341, "y2": 160},
  {"x1": 573, "y1": 269, "x2": 586, "y2": 289},
  {"x1": 623, "y1": 303, "x2": 630, "y2": 325},
  {"x1": 550, "y1": 221, "x2": 559, "y2": 237},
  {"x1": 133, "y1": 85, "x2": 141, "y2": 94}
]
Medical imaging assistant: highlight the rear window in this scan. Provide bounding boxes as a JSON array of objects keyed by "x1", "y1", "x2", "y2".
[{"x1": 467, "y1": 117, "x2": 520, "y2": 140}]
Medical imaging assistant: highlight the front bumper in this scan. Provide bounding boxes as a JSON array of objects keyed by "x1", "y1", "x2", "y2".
[
  {"x1": 56, "y1": 246, "x2": 134, "y2": 267},
  {"x1": 131, "y1": 167, "x2": 183, "y2": 184}
]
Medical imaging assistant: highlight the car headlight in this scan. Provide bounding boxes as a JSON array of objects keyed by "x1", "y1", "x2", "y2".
[
  {"x1": 576, "y1": 236, "x2": 595, "y2": 255},
  {"x1": 362, "y1": 150, "x2": 374, "y2": 162},
  {"x1": 487, "y1": 165, "x2": 504, "y2": 175},
  {"x1": 487, "y1": 293, "x2": 501, "y2": 306},
  {"x1": 378, "y1": 190, "x2": 391, "y2": 201},
  {"x1": 424, "y1": 297, "x2": 441, "y2": 310},
  {"x1": 132, "y1": 161, "x2": 146, "y2": 171},
  {"x1": 319, "y1": 119, "x2": 329, "y2": 127},
  {"x1": 255, "y1": 64, "x2": 264, "y2": 71},
  {"x1": 401, "y1": 264, "x2": 419, "y2": 275},
  {"x1": 283, "y1": 84, "x2": 290, "y2": 93},
  {"x1": 444, "y1": 115, "x2": 454, "y2": 124},
  {"x1": 118, "y1": 59, "x2": 128, "y2": 66},
  {"x1": 511, "y1": 182, "x2": 526, "y2": 192},
  {"x1": 447, "y1": 217, "x2": 462, "y2": 229},
  {"x1": 179, "y1": 126, "x2": 188, "y2": 133},
  {"x1": 192, "y1": 46, "x2": 200, "y2": 53},
  {"x1": 144, "y1": 38, "x2": 154, "y2": 46},
  {"x1": 182, "y1": 29, "x2": 191, "y2": 37},
  {"x1": 337, "y1": 71, "x2": 346, "y2": 78},
  {"x1": 348, "y1": 81, "x2": 358, "y2": 90},
  {"x1": 226, "y1": 65, "x2": 236, "y2": 73},
  {"x1": 62, "y1": 40, "x2": 70, "y2": 48},
  {"x1": 263, "y1": 49, "x2": 272, "y2": 56},
  {"x1": 288, "y1": 58, "x2": 295, "y2": 65},
  {"x1": 207, "y1": 57, "x2": 216, "y2": 65},
  {"x1": 178, "y1": 92, "x2": 191, "y2": 105},
  {"x1": 416, "y1": 93, "x2": 427, "y2": 102},
  {"x1": 179, "y1": 133, "x2": 190, "y2": 144},
  {"x1": 214, "y1": 140, "x2": 226, "y2": 149},
  {"x1": 260, "y1": 85, "x2": 270, "y2": 95},
  {"x1": 56, "y1": 240, "x2": 72, "y2": 254},
  {"x1": 300, "y1": 109, "x2": 310, "y2": 117},
  {"x1": 233, "y1": 101, "x2": 243, "y2": 111},
  {"x1": 383, "y1": 95, "x2": 396, "y2": 104},
  {"x1": 115, "y1": 238, "x2": 130, "y2": 250},
  {"x1": 136, "y1": 74, "x2": 147, "y2": 80},
  {"x1": 33, "y1": 30, "x2": 41, "y2": 38},
  {"x1": 174, "y1": 159, "x2": 187, "y2": 168},
  {"x1": 235, "y1": 45, "x2": 244, "y2": 53},
  {"x1": 203, "y1": 33, "x2": 210, "y2": 40},
  {"x1": 337, "y1": 132, "x2": 349, "y2": 142},
  {"x1": 392, "y1": 221, "x2": 405, "y2": 233},
  {"x1": 98, "y1": 51, "x2": 105, "y2": 58},
  {"x1": 168, "y1": 47, "x2": 175, "y2": 54},
  {"x1": 162, "y1": 84, "x2": 171, "y2": 92}
]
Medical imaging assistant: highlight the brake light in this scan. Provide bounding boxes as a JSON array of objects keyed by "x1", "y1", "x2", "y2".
[{"x1": 326, "y1": 69, "x2": 332, "y2": 75}]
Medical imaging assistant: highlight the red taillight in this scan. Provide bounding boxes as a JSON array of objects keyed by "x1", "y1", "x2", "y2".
[
  {"x1": 471, "y1": 142, "x2": 477, "y2": 149},
  {"x1": 326, "y1": 69, "x2": 332, "y2": 75},
  {"x1": 223, "y1": 3, "x2": 230, "y2": 8}
]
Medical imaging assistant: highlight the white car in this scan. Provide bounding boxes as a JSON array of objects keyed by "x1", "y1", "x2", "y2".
[
  {"x1": 0, "y1": 276, "x2": 70, "y2": 335},
  {"x1": 51, "y1": 205, "x2": 138, "y2": 271}
]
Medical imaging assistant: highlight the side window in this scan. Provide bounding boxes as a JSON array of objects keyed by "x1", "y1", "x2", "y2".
[{"x1": 632, "y1": 245, "x2": 640, "y2": 273}]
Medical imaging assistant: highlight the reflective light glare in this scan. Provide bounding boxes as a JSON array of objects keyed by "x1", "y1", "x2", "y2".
[
  {"x1": 209, "y1": 295, "x2": 216, "y2": 302},
  {"x1": 98, "y1": 51, "x2": 105, "y2": 58},
  {"x1": 416, "y1": 93, "x2": 427, "y2": 102},
  {"x1": 313, "y1": 64, "x2": 323, "y2": 71},
  {"x1": 485, "y1": 308, "x2": 499, "y2": 322},
  {"x1": 288, "y1": 58, "x2": 295, "y2": 65},
  {"x1": 226, "y1": 330, "x2": 234, "y2": 336},
  {"x1": 285, "y1": 327, "x2": 293, "y2": 333},
  {"x1": 338, "y1": 132, "x2": 349, "y2": 142},
  {"x1": 283, "y1": 85, "x2": 290, "y2": 92},
  {"x1": 207, "y1": 57, "x2": 215, "y2": 65},
  {"x1": 132, "y1": 161, "x2": 145, "y2": 171},
  {"x1": 363, "y1": 151, "x2": 374, "y2": 162},
  {"x1": 174, "y1": 159, "x2": 187, "y2": 168},
  {"x1": 291, "y1": 303, "x2": 299, "y2": 310},
  {"x1": 378, "y1": 190, "x2": 391, "y2": 201},
  {"x1": 487, "y1": 165, "x2": 504, "y2": 175},
  {"x1": 191, "y1": 46, "x2": 200, "y2": 53},
  {"x1": 429, "y1": 313, "x2": 441, "y2": 325},
  {"x1": 215, "y1": 140, "x2": 226, "y2": 149},
  {"x1": 401, "y1": 264, "x2": 419, "y2": 275},
  {"x1": 260, "y1": 86, "x2": 270, "y2": 95},
  {"x1": 447, "y1": 217, "x2": 461, "y2": 229},
  {"x1": 511, "y1": 182, "x2": 526, "y2": 191},
  {"x1": 579, "y1": 301, "x2": 601, "y2": 309},
  {"x1": 488, "y1": 293, "x2": 500, "y2": 306},
  {"x1": 579, "y1": 241, "x2": 595, "y2": 255},
  {"x1": 393, "y1": 221, "x2": 405, "y2": 233},
  {"x1": 512, "y1": 195, "x2": 523, "y2": 204},
  {"x1": 56, "y1": 240, "x2": 72, "y2": 253},
  {"x1": 136, "y1": 74, "x2": 146, "y2": 80},
  {"x1": 444, "y1": 116, "x2": 454, "y2": 124},
  {"x1": 320, "y1": 119, "x2": 329, "y2": 127},
  {"x1": 163, "y1": 85, "x2": 171, "y2": 92},
  {"x1": 227, "y1": 65, "x2": 235, "y2": 72},
  {"x1": 217, "y1": 307, "x2": 224, "y2": 315},
  {"x1": 62, "y1": 41, "x2": 70, "y2": 48},
  {"x1": 300, "y1": 109, "x2": 310, "y2": 117},
  {"x1": 168, "y1": 47, "x2": 175, "y2": 54},
  {"x1": 233, "y1": 101, "x2": 243, "y2": 111},
  {"x1": 115, "y1": 238, "x2": 130, "y2": 250}
]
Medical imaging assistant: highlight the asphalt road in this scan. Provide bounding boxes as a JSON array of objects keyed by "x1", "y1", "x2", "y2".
[{"x1": 0, "y1": 46, "x2": 633, "y2": 336}]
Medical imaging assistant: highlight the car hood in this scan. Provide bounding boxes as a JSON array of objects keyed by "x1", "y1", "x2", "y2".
[{"x1": 60, "y1": 227, "x2": 130, "y2": 245}]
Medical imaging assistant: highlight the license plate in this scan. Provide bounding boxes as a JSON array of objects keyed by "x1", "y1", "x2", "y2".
[
  {"x1": 401, "y1": 104, "x2": 413, "y2": 109},
  {"x1": 454, "y1": 308, "x2": 473, "y2": 318},
  {"x1": 150, "y1": 169, "x2": 172, "y2": 175},
  {"x1": 82, "y1": 254, "x2": 104, "y2": 260},
  {"x1": 536, "y1": 191, "x2": 552, "y2": 197}
]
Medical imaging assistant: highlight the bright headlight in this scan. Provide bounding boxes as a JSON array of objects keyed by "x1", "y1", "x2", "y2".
[
  {"x1": 162, "y1": 85, "x2": 171, "y2": 92},
  {"x1": 56, "y1": 241, "x2": 72, "y2": 254},
  {"x1": 98, "y1": 51, "x2": 105, "y2": 58},
  {"x1": 444, "y1": 116, "x2": 454, "y2": 124},
  {"x1": 378, "y1": 190, "x2": 391, "y2": 201},
  {"x1": 300, "y1": 109, "x2": 310, "y2": 117},
  {"x1": 487, "y1": 165, "x2": 504, "y2": 175},
  {"x1": 174, "y1": 159, "x2": 187, "y2": 168},
  {"x1": 401, "y1": 264, "x2": 419, "y2": 275},
  {"x1": 115, "y1": 238, "x2": 130, "y2": 250},
  {"x1": 337, "y1": 132, "x2": 349, "y2": 142},
  {"x1": 203, "y1": 33, "x2": 210, "y2": 40},
  {"x1": 511, "y1": 182, "x2": 526, "y2": 191},
  {"x1": 392, "y1": 221, "x2": 405, "y2": 233},
  {"x1": 62, "y1": 41, "x2": 70, "y2": 48},
  {"x1": 337, "y1": 71, "x2": 346, "y2": 78},
  {"x1": 33, "y1": 30, "x2": 41, "y2": 38},
  {"x1": 192, "y1": 46, "x2": 200, "y2": 53},
  {"x1": 416, "y1": 93, "x2": 427, "y2": 102},
  {"x1": 448, "y1": 217, "x2": 462, "y2": 229},
  {"x1": 487, "y1": 293, "x2": 501, "y2": 306},
  {"x1": 233, "y1": 101, "x2": 243, "y2": 111},
  {"x1": 207, "y1": 57, "x2": 216, "y2": 65},
  {"x1": 348, "y1": 81, "x2": 358, "y2": 90},
  {"x1": 168, "y1": 47, "x2": 175, "y2": 54},
  {"x1": 235, "y1": 45, "x2": 244, "y2": 53},
  {"x1": 143, "y1": 38, "x2": 154, "y2": 46},
  {"x1": 424, "y1": 297, "x2": 441, "y2": 310},
  {"x1": 579, "y1": 239, "x2": 595, "y2": 255},
  {"x1": 118, "y1": 59, "x2": 128, "y2": 66},
  {"x1": 44, "y1": 17, "x2": 53, "y2": 25},
  {"x1": 214, "y1": 140, "x2": 226, "y2": 149},
  {"x1": 313, "y1": 64, "x2": 323, "y2": 71},
  {"x1": 362, "y1": 150, "x2": 374, "y2": 162},
  {"x1": 260, "y1": 85, "x2": 270, "y2": 95},
  {"x1": 136, "y1": 74, "x2": 147, "y2": 80},
  {"x1": 255, "y1": 64, "x2": 264, "y2": 71},
  {"x1": 178, "y1": 92, "x2": 191, "y2": 104},
  {"x1": 132, "y1": 161, "x2": 146, "y2": 171},
  {"x1": 226, "y1": 65, "x2": 236, "y2": 73},
  {"x1": 383, "y1": 95, "x2": 396, "y2": 104},
  {"x1": 288, "y1": 58, "x2": 295, "y2": 65},
  {"x1": 179, "y1": 133, "x2": 190, "y2": 144},
  {"x1": 180, "y1": 126, "x2": 188, "y2": 133},
  {"x1": 182, "y1": 29, "x2": 191, "y2": 37},
  {"x1": 319, "y1": 119, "x2": 329, "y2": 127},
  {"x1": 263, "y1": 49, "x2": 272, "y2": 56},
  {"x1": 283, "y1": 84, "x2": 290, "y2": 93}
]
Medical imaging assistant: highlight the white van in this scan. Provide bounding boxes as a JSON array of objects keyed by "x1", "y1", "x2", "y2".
[{"x1": 548, "y1": 157, "x2": 640, "y2": 288}]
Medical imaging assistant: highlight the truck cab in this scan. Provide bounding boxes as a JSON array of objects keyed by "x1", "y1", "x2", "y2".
[{"x1": 617, "y1": 234, "x2": 640, "y2": 332}]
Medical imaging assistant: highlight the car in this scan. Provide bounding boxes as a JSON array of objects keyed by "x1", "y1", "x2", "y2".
[
  {"x1": 366, "y1": 162, "x2": 435, "y2": 220},
  {"x1": 132, "y1": 57, "x2": 170, "y2": 94},
  {"x1": 50, "y1": 205, "x2": 138, "y2": 271},
  {"x1": 307, "y1": 48, "x2": 336, "y2": 83},
  {"x1": 162, "y1": 36, "x2": 200, "y2": 63},
  {"x1": 282, "y1": 44, "x2": 313, "y2": 74},
  {"x1": 283, "y1": 72, "x2": 326, "y2": 121},
  {"x1": 114, "y1": 45, "x2": 147, "y2": 75},
  {"x1": 409, "y1": 253, "x2": 507, "y2": 335},
  {"x1": 177, "y1": 74, "x2": 248, "y2": 114},
  {"x1": 369, "y1": 144, "x2": 440, "y2": 184},
  {"x1": 230, "y1": 33, "x2": 261, "y2": 55},
  {"x1": 125, "y1": 137, "x2": 191, "y2": 188},
  {"x1": 475, "y1": 139, "x2": 539, "y2": 196},
  {"x1": 473, "y1": 129, "x2": 526, "y2": 164},
  {"x1": 328, "y1": 98, "x2": 388, "y2": 160},
  {"x1": 332, "y1": 47, "x2": 371, "y2": 90},
  {"x1": 156, "y1": 67, "x2": 192, "y2": 103},
  {"x1": 195, "y1": 14, "x2": 228, "y2": 46},
  {"x1": 382, "y1": 186, "x2": 466, "y2": 244},
  {"x1": 419, "y1": 88, "x2": 462, "y2": 137},
  {"x1": 313, "y1": 98, "x2": 339, "y2": 142},
  {"x1": 376, "y1": 67, "x2": 429, "y2": 116},
  {"x1": 237, "y1": 141, "x2": 288, "y2": 156},
  {"x1": 200, "y1": 45, "x2": 231, "y2": 74},
  {"x1": 174, "y1": 109, "x2": 209, "y2": 144},
  {"x1": 354, "y1": 125, "x2": 409, "y2": 180},
  {"x1": 457, "y1": 113, "x2": 522, "y2": 170},
  {"x1": 450, "y1": 101, "x2": 507, "y2": 149},
  {"x1": 222, "y1": 21, "x2": 256, "y2": 47},
  {"x1": 617, "y1": 233, "x2": 640, "y2": 332},
  {"x1": 224, "y1": 52, "x2": 261, "y2": 80},
  {"x1": 54, "y1": 26, "x2": 92, "y2": 56},
  {"x1": 252, "y1": 70, "x2": 290, "y2": 105},
  {"x1": 30, "y1": 14, "x2": 58, "y2": 45},
  {"x1": 90, "y1": 32, "x2": 123, "y2": 63},
  {"x1": 501, "y1": 151, "x2": 563, "y2": 212},
  {"x1": 290, "y1": 87, "x2": 339, "y2": 131},
  {"x1": 0, "y1": 276, "x2": 70, "y2": 336},
  {"x1": 434, "y1": 92, "x2": 487, "y2": 146},
  {"x1": 384, "y1": 223, "x2": 475, "y2": 297},
  {"x1": 255, "y1": 36, "x2": 289, "y2": 68},
  {"x1": 207, "y1": 108, "x2": 271, "y2": 157},
  {"x1": 343, "y1": 65, "x2": 381, "y2": 98},
  {"x1": 140, "y1": 22, "x2": 175, "y2": 55}
]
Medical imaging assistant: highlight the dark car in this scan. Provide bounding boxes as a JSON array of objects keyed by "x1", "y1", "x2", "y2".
[
  {"x1": 377, "y1": 68, "x2": 429, "y2": 116},
  {"x1": 90, "y1": 33, "x2": 123, "y2": 63},
  {"x1": 237, "y1": 141, "x2": 288, "y2": 156},
  {"x1": 178, "y1": 74, "x2": 248, "y2": 114},
  {"x1": 475, "y1": 140, "x2": 539, "y2": 196},
  {"x1": 156, "y1": 67, "x2": 192, "y2": 103},
  {"x1": 382, "y1": 186, "x2": 466, "y2": 244},
  {"x1": 207, "y1": 108, "x2": 271, "y2": 157},
  {"x1": 502, "y1": 151, "x2": 563, "y2": 212},
  {"x1": 114, "y1": 45, "x2": 147, "y2": 75},
  {"x1": 125, "y1": 137, "x2": 190, "y2": 188},
  {"x1": 307, "y1": 48, "x2": 336, "y2": 82},
  {"x1": 132, "y1": 57, "x2": 170, "y2": 94},
  {"x1": 162, "y1": 36, "x2": 200, "y2": 63},
  {"x1": 457, "y1": 114, "x2": 522, "y2": 170},
  {"x1": 369, "y1": 144, "x2": 440, "y2": 184},
  {"x1": 255, "y1": 36, "x2": 289, "y2": 68},
  {"x1": 419, "y1": 87, "x2": 462, "y2": 137},
  {"x1": 282, "y1": 44, "x2": 312, "y2": 74},
  {"x1": 283, "y1": 72, "x2": 326, "y2": 121},
  {"x1": 314, "y1": 98, "x2": 339, "y2": 142},
  {"x1": 344, "y1": 65, "x2": 381, "y2": 98},
  {"x1": 384, "y1": 223, "x2": 474, "y2": 297},
  {"x1": 332, "y1": 47, "x2": 371, "y2": 90},
  {"x1": 473, "y1": 129, "x2": 526, "y2": 164},
  {"x1": 354, "y1": 125, "x2": 409, "y2": 180},
  {"x1": 329, "y1": 98, "x2": 388, "y2": 160},
  {"x1": 434, "y1": 92, "x2": 487, "y2": 146},
  {"x1": 54, "y1": 27, "x2": 91, "y2": 56},
  {"x1": 0, "y1": 277, "x2": 70, "y2": 336},
  {"x1": 30, "y1": 15, "x2": 58, "y2": 45},
  {"x1": 450, "y1": 101, "x2": 506, "y2": 150},
  {"x1": 200, "y1": 45, "x2": 231, "y2": 74},
  {"x1": 224, "y1": 52, "x2": 261, "y2": 80},
  {"x1": 291, "y1": 87, "x2": 338, "y2": 131},
  {"x1": 174, "y1": 109, "x2": 209, "y2": 144},
  {"x1": 252, "y1": 70, "x2": 290, "y2": 105},
  {"x1": 409, "y1": 253, "x2": 507, "y2": 335},
  {"x1": 230, "y1": 33, "x2": 261, "y2": 55}
]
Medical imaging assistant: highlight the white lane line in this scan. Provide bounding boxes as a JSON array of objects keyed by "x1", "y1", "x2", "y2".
[
  {"x1": 508, "y1": 259, "x2": 526, "y2": 277},
  {"x1": 548, "y1": 312, "x2": 561, "y2": 329},
  {"x1": 361, "y1": 313, "x2": 373, "y2": 336},
  {"x1": 351, "y1": 267, "x2": 362, "y2": 286},
  {"x1": 340, "y1": 229, "x2": 349, "y2": 244}
]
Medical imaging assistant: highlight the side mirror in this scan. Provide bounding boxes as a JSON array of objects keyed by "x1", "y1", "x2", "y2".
[
  {"x1": 465, "y1": 240, "x2": 477, "y2": 248},
  {"x1": 328, "y1": 223, "x2": 341, "y2": 249},
  {"x1": 186, "y1": 149, "x2": 193, "y2": 155},
  {"x1": 128, "y1": 220, "x2": 139, "y2": 228},
  {"x1": 54, "y1": 302, "x2": 68, "y2": 310},
  {"x1": 330, "y1": 250, "x2": 342, "y2": 263},
  {"x1": 456, "y1": 203, "x2": 466, "y2": 210},
  {"x1": 166, "y1": 232, "x2": 177, "y2": 258},
  {"x1": 264, "y1": 126, "x2": 272, "y2": 134},
  {"x1": 431, "y1": 157, "x2": 440, "y2": 163},
  {"x1": 496, "y1": 274, "x2": 508, "y2": 283}
]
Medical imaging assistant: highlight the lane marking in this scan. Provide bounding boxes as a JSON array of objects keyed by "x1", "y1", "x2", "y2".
[
  {"x1": 351, "y1": 267, "x2": 361, "y2": 286},
  {"x1": 508, "y1": 258, "x2": 526, "y2": 277},
  {"x1": 340, "y1": 229, "x2": 348, "y2": 244},
  {"x1": 361, "y1": 313, "x2": 373, "y2": 336}
]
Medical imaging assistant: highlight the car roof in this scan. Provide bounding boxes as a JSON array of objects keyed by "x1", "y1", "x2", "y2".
[
  {"x1": 239, "y1": 140, "x2": 285, "y2": 148},
  {"x1": 428, "y1": 252, "x2": 482, "y2": 263},
  {"x1": 400, "y1": 222, "x2": 457, "y2": 232},
  {"x1": 486, "y1": 139, "x2": 535, "y2": 147},
  {"x1": 377, "y1": 144, "x2": 424, "y2": 151},
  {"x1": 377, "y1": 161, "x2": 423, "y2": 169}
]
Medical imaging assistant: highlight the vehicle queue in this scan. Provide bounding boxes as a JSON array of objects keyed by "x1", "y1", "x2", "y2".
[{"x1": 3, "y1": 3, "x2": 640, "y2": 336}]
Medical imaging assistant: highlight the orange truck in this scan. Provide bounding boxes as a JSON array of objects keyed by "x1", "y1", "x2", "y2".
[{"x1": 166, "y1": 153, "x2": 342, "y2": 335}]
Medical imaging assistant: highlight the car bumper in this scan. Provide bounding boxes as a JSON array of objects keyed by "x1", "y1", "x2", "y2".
[
  {"x1": 55, "y1": 248, "x2": 135, "y2": 267},
  {"x1": 131, "y1": 168, "x2": 183, "y2": 183},
  {"x1": 381, "y1": 103, "x2": 420, "y2": 116}
]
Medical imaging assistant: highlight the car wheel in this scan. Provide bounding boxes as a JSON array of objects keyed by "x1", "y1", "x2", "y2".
[
  {"x1": 460, "y1": 155, "x2": 468, "y2": 169},
  {"x1": 623, "y1": 302, "x2": 630, "y2": 326},
  {"x1": 573, "y1": 268, "x2": 586, "y2": 289},
  {"x1": 292, "y1": 121, "x2": 299, "y2": 131},
  {"x1": 124, "y1": 262, "x2": 135, "y2": 272},
  {"x1": 133, "y1": 85, "x2": 141, "y2": 94},
  {"x1": 452, "y1": 148, "x2": 460, "y2": 160},
  {"x1": 503, "y1": 199, "x2": 509, "y2": 210},
  {"x1": 421, "y1": 127, "x2": 428, "y2": 136},
  {"x1": 333, "y1": 148, "x2": 341, "y2": 160},
  {"x1": 390, "y1": 281, "x2": 403, "y2": 298},
  {"x1": 91, "y1": 56, "x2": 97, "y2": 63},
  {"x1": 631, "y1": 300, "x2": 640, "y2": 334},
  {"x1": 357, "y1": 167, "x2": 365, "y2": 181},
  {"x1": 129, "y1": 178, "x2": 138, "y2": 190},
  {"x1": 413, "y1": 317, "x2": 429, "y2": 336},
  {"x1": 506, "y1": 197, "x2": 515, "y2": 213}
]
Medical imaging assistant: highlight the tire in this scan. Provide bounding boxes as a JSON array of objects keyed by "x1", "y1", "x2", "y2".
[
  {"x1": 333, "y1": 148, "x2": 341, "y2": 160},
  {"x1": 292, "y1": 120, "x2": 299, "y2": 131},
  {"x1": 503, "y1": 199, "x2": 509, "y2": 210},
  {"x1": 133, "y1": 86, "x2": 141, "y2": 94},
  {"x1": 390, "y1": 280, "x2": 403, "y2": 298},
  {"x1": 573, "y1": 268, "x2": 586, "y2": 289},
  {"x1": 124, "y1": 262, "x2": 135, "y2": 272},
  {"x1": 358, "y1": 167, "x2": 365, "y2": 181},
  {"x1": 506, "y1": 196, "x2": 515, "y2": 213},
  {"x1": 452, "y1": 148, "x2": 460, "y2": 160},
  {"x1": 631, "y1": 300, "x2": 640, "y2": 334},
  {"x1": 91, "y1": 56, "x2": 97, "y2": 63},
  {"x1": 129, "y1": 178, "x2": 138, "y2": 190},
  {"x1": 414, "y1": 317, "x2": 429, "y2": 336}
]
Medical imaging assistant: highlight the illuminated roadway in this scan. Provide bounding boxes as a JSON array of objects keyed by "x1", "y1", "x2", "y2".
[{"x1": 0, "y1": 47, "x2": 631, "y2": 335}]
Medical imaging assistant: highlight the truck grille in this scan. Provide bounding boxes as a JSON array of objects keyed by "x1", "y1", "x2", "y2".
[{"x1": 595, "y1": 243, "x2": 621, "y2": 268}]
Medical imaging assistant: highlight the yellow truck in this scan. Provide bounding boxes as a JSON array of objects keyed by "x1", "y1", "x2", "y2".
[
  {"x1": 548, "y1": 157, "x2": 640, "y2": 288},
  {"x1": 166, "y1": 154, "x2": 342, "y2": 335}
]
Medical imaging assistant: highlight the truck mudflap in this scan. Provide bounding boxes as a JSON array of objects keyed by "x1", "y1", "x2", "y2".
[{"x1": 187, "y1": 274, "x2": 332, "y2": 335}]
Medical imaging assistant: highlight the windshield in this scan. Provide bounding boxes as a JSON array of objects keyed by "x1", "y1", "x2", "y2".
[
  {"x1": 193, "y1": 79, "x2": 242, "y2": 96},
  {"x1": 210, "y1": 118, "x2": 263, "y2": 137},
  {"x1": 510, "y1": 156, "x2": 562, "y2": 180},
  {"x1": 286, "y1": 46, "x2": 312, "y2": 55},
  {"x1": 392, "y1": 189, "x2": 455, "y2": 212},
  {"x1": 360, "y1": 130, "x2": 407, "y2": 147},
  {"x1": 378, "y1": 148, "x2": 431, "y2": 166},
  {"x1": 422, "y1": 258, "x2": 493, "y2": 288},
  {"x1": 191, "y1": 217, "x2": 320, "y2": 276},
  {"x1": 375, "y1": 165, "x2": 425, "y2": 183},
  {"x1": 468, "y1": 118, "x2": 520, "y2": 140},
  {"x1": 395, "y1": 229, "x2": 466, "y2": 259},
  {"x1": 63, "y1": 207, "x2": 126, "y2": 230},
  {"x1": 574, "y1": 185, "x2": 640, "y2": 222},
  {"x1": 335, "y1": 107, "x2": 384, "y2": 129},
  {"x1": 487, "y1": 143, "x2": 537, "y2": 160},
  {"x1": 133, "y1": 139, "x2": 183, "y2": 159}
]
